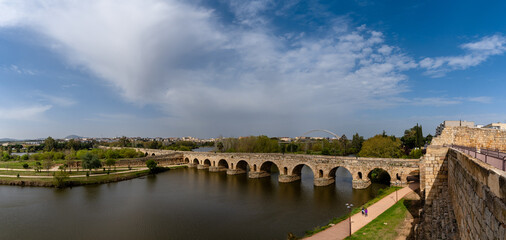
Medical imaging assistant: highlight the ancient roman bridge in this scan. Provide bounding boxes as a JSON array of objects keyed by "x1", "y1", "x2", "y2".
[{"x1": 182, "y1": 152, "x2": 419, "y2": 189}]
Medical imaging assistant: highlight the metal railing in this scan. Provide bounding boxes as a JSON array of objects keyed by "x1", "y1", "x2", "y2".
[{"x1": 446, "y1": 144, "x2": 506, "y2": 171}]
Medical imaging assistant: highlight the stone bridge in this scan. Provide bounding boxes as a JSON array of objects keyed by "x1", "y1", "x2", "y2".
[{"x1": 182, "y1": 152, "x2": 419, "y2": 189}]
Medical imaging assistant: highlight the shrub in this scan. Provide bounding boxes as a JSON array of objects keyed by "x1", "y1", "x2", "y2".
[{"x1": 22, "y1": 163, "x2": 29, "y2": 169}]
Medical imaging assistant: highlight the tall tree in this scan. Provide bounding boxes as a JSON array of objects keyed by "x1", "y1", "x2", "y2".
[{"x1": 44, "y1": 137, "x2": 57, "y2": 152}]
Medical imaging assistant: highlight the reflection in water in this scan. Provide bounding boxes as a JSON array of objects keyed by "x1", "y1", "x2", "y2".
[{"x1": 0, "y1": 166, "x2": 387, "y2": 240}]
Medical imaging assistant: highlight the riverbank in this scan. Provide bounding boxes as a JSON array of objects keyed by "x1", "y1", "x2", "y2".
[
  {"x1": 0, "y1": 165, "x2": 187, "y2": 188},
  {"x1": 305, "y1": 182, "x2": 419, "y2": 240},
  {"x1": 303, "y1": 185, "x2": 402, "y2": 237},
  {"x1": 345, "y1": 191, "x2": 421, "y2": 240}
]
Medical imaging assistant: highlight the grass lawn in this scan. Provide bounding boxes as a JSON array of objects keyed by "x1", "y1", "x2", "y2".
[
  {"x1": 345, "y1": 198, "x2": 410, "y2": 240},
  {"x1": 304, "y1": 186, "x2": 402, "y2": 237}
]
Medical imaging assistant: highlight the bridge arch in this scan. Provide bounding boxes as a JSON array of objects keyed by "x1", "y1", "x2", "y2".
[
  {"x1": 236, "y1": 160, "x2": 249, "y2": 171},
  {"x1": 184, "y1": 157, "x2": 189, "y2": 163},
  {"x1": 329, "y1": 166, "x2": 353, "y2": 180},
  {"x1": 260, "y1": 161, "x2": 279, "y2": 173},
  {"x1": 367, "y1": 168, "x2": 391, "y2": 185},
  {"x1": 291, "y1": 163, "x2": 315, "y2": 178},
  {"x1": 218, "y1": 159, "x2": 229, "y2": 169},
  {"x1": 203, "y1": 159, "x2": 211, "y2": 167},
  {"x1": 301, "y1": 129, "x2": 340, "y2": 140},
  {"x1": 193, "y1": 158, "x2": 199, "y2": 165}
]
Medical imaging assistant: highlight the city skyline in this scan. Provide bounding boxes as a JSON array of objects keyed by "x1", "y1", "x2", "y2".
[{"x1": 1, "y1": 0, "x2": 505, "y2": 139}]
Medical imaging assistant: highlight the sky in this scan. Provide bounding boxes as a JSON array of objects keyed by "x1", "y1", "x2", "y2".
[{"x1": 0, "y1": 0, "x2": 505, "y2": 139}]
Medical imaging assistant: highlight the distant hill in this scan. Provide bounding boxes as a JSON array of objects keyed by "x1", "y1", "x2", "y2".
[
  {"x1": 0, "y1": 138, "x2": 17, "y2": 142},
  {"x1": 65, "y1": 135, "x2": 82, "y2": 139}
]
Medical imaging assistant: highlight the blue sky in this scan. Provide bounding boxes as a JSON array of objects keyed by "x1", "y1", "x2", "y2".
[{"x1": 0, "y1": 0, "x2": 505, "y2": 139}]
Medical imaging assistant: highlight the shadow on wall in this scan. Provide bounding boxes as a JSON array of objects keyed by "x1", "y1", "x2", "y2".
[{"x1": 419, "y1": 146, "x2": 459, "y2": 239}]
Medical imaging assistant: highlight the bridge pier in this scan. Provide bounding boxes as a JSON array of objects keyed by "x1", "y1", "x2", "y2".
[
  {"x1": 314, "y1": 177, "x2": 335, "y2": 187},
  {"x1": 249, "y1": 171, "x2": 270, "y2": 178},
  {"x1": 278, "y1": 174, "x2": 301, "y2": 183},
  {"x1": 226, "y1": 169, "x2": 246, "y2": 175},
  {"x1": 197, "y1": 165, "x2": 209, "y2": 170},
  {"x1": 353, "y1": 179, "x2": 371, "y2": 189},
  {"x1": 188, "y1": 163, "x2": 198, "y2": 168}
]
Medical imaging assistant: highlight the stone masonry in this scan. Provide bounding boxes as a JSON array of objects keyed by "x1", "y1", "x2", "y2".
[
  {"x1": 419, "y1": 127, "x2": 506, "y2": 239},
  {"x1": 182, "y1": 152, "x2": 419, "y2": 189}
]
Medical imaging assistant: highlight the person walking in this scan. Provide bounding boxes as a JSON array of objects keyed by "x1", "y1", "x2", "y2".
[
  {"x1": 361, "y1": 207, "x2": 365, "y2": 215},
  {"x1": 365, "y1": 208, "x2": 368, "y2": 217}
]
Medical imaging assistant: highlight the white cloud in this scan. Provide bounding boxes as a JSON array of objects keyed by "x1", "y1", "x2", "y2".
[
  {"x1": 36, "y1": 94, "x2": 76, "y2": 107},
  {"x1": 0, "y1": 105, "x2": 52, "y2": 120},
  {"x1": 0, "y1": 0, "x2": 496, "y2": 136},
  {"x1": 420, "y1": 34, "x2": 506, "y2": 76}
]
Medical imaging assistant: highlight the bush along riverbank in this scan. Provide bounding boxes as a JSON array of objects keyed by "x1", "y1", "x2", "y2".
[
  {"x1": 303, "y1": 186, "x2": 402, "y2": 237},
  {"x1": 0, "y1": 165, "x2": 187, "y2": 188}
]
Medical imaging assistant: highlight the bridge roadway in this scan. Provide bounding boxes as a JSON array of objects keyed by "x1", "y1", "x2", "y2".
[{"x1": 180, "y1": 152, "x2": 419, "y2": 189}]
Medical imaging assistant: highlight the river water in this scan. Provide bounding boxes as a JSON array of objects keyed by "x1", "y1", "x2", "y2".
[{"x1": 0, "y1": 166, "x2": 387, "y2": 240}]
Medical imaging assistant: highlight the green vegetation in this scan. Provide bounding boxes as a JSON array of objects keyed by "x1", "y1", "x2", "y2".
[
  {"x1": 53, "y1": 171, "x2": 70, "y2": 188},
  {"x1": 146, "y1": 159, "x2": 157, "y2": 173},
  {"x1": 345, "y1": 198, "x2": 410, "y2": 240},
  {"x1": 368, "y1": 168, "x2": 391, "y2": 184},
  {"x1": 304, "y1": 186, "x2": 402, "y2": 237},
  {"x1": 100, "y1": 136, "x2": 213, "y2": 151},
  {"x1": 358, "y1": 134, "x2": 404, "y2": 158},
  {"x1": 81, "y1": 152, "x2": 102, "y2": 172},
  {"x1": 215, "y1": 134, "x2": 365, "y2": 156}
]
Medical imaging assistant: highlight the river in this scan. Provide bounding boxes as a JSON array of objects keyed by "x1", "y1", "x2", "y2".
[{"x1": 0, "y1": 166, "x2": 388, "y2": 240}]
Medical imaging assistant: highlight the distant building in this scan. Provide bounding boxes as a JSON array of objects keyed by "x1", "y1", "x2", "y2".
[
  {"x1": 435, "y1": 120, "x2": 475, "y2": 136},
  {"x1": 482, "y1": 122, "x2": 506, "y2": 130}
]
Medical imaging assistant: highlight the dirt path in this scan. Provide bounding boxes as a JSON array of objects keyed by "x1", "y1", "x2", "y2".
[{"x1": 306, "y1": 182, "x2": 420, "y2": 240}]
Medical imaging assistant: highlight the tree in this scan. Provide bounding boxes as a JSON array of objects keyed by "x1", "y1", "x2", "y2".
[
  {"x1": 44, "y1": 136, "x2": 57, "y2": 152},
  {"x1": 22, "y1": 163, "x2": 29, "y2": 169},
  {"x1": 216, "y1": 142, "x2": 224, "y2": 152},
  {"x1": 105, "y1": 158, "x2": 116, "y2": 171},
  {"x1": 53, "y1": 171, "x2": 70, "y2": 188},
  {"x1": 146, "y1": 159, "x2": 157, "y2": 173},
  {"x1": 43, "y1": 159, "x2": 54, "y2": 174},
  {"x1": 34, "y1": 162, "x2": 42, "y2": 172},
  {"x1": 81, "y1": 152, "x2": 102, "y2": 173},
  {"x1": 358, "y1": 134, "x2": 404, "y2": 158},
  {"x1": 21, "y1": 154, "x2": 29, "y2": 160},
  {"x1": 350, "y1": 133, "x2": 365, "y2": 154},
  {"x1": 118, "y1": 136, "x2": 130, "y2": 147}
]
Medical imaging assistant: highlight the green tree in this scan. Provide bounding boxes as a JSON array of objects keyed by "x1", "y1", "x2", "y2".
[
  {"x1": 53, "y1": 171, "x2": 70, "y2": 188},
  {"x1": 216, "y1": 142, "x2": 224, "y2": 152},
  {"x1": 358, "y1": 135, "x2": 404, "y2": 158},
  {"x1": 350, "y1": 133, "x2": 365, "y2": 154},
  {"x1": 81, "y1": 152, "x2": 102, "y2": 173},
  {"x1": 21, "y1": 154, "x2": 29, "y2": 160},
  {"x1": 105, "y1": 158, "x2": 117, "y2": 171},
  {"x1": 34, "y1": 162, "x2": 42, "y2": 172},
  {"x1": 44, "y1": 136, "x2": 57, "y2": 152},
  {"x1": 146, "y1": 159, "x2": 157, "y2": 173},
  {"x1": 43, "y1": 159, "x2": 54, "y2": 174}
]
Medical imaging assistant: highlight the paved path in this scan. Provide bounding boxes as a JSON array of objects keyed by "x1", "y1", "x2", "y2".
[{"x1": 306, "y1": 182, "x2": 420, "y2": 240}]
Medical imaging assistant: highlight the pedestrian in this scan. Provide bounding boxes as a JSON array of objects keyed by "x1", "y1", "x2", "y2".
[
  {"x1": 361, "y1": 207, "x2": 365, "y2": 215},
  {"x1": 365, "y1": 208, "x2": 368, "y2": 217}
]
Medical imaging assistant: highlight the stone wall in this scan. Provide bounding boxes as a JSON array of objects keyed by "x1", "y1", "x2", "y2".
[
  {"x1": 419, "y1": 146, "x2": 459, "y2": 239},
  {"x1": 419, "y1": 126, "x2": 506, "y2": 239},
  {"x1": 432, "y1": 127, "x2": 506, "y2": 151},
  {"x1": 447, "y1": 148, "x2": 506, "y2": 239}
]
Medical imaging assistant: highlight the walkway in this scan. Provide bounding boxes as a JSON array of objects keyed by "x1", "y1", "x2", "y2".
[{"x1": 306, "y1": 182, "x2": 420, "y2": 240}]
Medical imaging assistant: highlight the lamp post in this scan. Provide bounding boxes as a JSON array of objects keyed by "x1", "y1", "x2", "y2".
[{"x1": 345, "y1": 203, "x2": 354, "y2": 236}]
